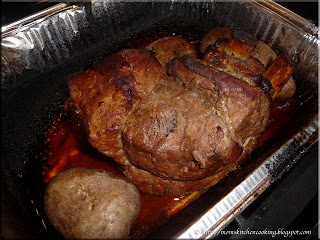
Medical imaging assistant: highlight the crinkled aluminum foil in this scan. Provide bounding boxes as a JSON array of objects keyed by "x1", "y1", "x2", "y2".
[{"x1": 1, "y1": 4, "x2": 87, "y2": 81}]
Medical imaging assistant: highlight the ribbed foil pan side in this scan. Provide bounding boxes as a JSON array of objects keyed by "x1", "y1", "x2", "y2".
[
  {"x1": 175, "y1": 118, "x2": 318, "y2": 239},
  {"x1": 1, "y1": 4, "x2": 88, "y2": 83}
]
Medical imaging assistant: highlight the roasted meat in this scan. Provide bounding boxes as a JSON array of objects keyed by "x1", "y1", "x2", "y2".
[
  {"x1": 146, "y1": 36, "x2": 197, "y2": 70},
  {"x1": 263, "y1": 53, "x2": 295, "y2": 99},
  {"x1": 122, "y1": 77, "x2": 242, "y2": 181},
  {"x1": 124, "y1": 164, "x2": 235, "y2": 196},
  {"x1": 201, "y1": 27, "x2": 296, "y2": 101},
  {"x1": 200, "y1": 27, "x2": 232, "y2": 54},
  {"x1": 251, "y1": 41, "x2": 296, "y2": 101},
  {"x1": 69, "y1": 49, "x2": 164, "y2": 166},
  {"x1": 69, "y1": 30, "x2": 295, "y2": 196},
  {"x1": 203, "y1": 38, "x2": 265, "y2": 86},
  {"x1": 169, "y1": 55, "x2": 271, "y2": 147}
]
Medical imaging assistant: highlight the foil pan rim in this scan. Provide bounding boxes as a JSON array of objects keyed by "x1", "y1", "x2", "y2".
[
  {"x1": 1, "y1": 3, "x2": 79, "y2": 39},
  {"x1": 1, "y1": 1, "x2": 318, "y2": 38},
  {"x1": 174, "y1": 115, "x2": 318, "y2": 239},
  {"x1": 251, "y1": 0, "x2": 319, "y2": 37}
]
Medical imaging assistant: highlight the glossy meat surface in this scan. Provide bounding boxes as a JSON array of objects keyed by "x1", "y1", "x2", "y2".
[
  {"x1": 169, "y1": 55, "x2": 271, "y2": 146},
  {"x1": 122, "y1": 77, "x2": 242, "y2": 181},
  {"x1": 203, "y1": 38, "x2": 265, "y2": 86},
  {"x1": 146, "y1": 36, "x2": 197, "y2": 70},
  {"x1": 69, "y1": 35, "x2": 276, "y2": 196},
  {"x1": 69, "y1": 49, "x2": 164, "y2": 165}
]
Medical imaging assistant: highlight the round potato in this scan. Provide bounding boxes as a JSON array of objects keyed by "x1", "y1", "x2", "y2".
[
  {"x1": 44, "y1": 168, "x2": 141, "y2": 239},
  {"x1": 251, "y1": 41, "x2": 296, "y2": 101},
  {"x1": 251, "y1": 41, "x2": 277, "y2": 68},
  {"x1": 273, "y1": 77, "x2": 296, "y2": 101}
]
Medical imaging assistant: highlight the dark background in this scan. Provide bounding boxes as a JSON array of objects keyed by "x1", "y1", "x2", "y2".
[
  {"x1": 1, "y1": 1, "x2": 319, "y2": 26},
  {"x1": 1, "y1": 1, "x2": 318, "y2": 239}
]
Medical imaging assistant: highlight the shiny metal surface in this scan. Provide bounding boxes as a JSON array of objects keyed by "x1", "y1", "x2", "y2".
[
  {"x1": 175, "y1": 119, "x2": 318, "y2": 239},
  {"x1": 1, "y1": 4, "x2": 87, "y2": 80}
]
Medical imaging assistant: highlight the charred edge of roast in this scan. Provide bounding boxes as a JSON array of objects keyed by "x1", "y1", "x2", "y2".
[
  {"x1": 177, "y1": 55, "x2": 258, "y2": 99},
  {"x1": 253, "y1": 76, "x2": 274, "y2": 96}
]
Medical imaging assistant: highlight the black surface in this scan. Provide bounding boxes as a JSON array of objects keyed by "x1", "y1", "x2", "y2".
[
  {"x1": 214, "y1": 145, "x2": 318, "y2": 240},
  {"x1": 276, "y1": 2, "x2": 318, "y2": 24},
  {"x1": 2, "y1": 2, "x2": 318, "y2": 27},
  {"x1": 1, "y1": 2, "x2": 59, "y2": 26},
  {"x1": 213, "y1": 3, "x2": 319, "y2": 238}
]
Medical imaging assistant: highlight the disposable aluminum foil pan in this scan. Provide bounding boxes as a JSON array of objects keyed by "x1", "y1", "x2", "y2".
[{"x1": 1, "y1": 1, "x2": 318, "y2": 239}]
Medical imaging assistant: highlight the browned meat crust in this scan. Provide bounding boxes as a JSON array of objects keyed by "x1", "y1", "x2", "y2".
[
  {"x1": 169, "y1": 55, "x2": 271, "y2": 146},
  {"x1": 69, "y1": 49, "x2": 164, "y2": 165},
  {"x1": 263, "y1": 53, "x2": 295, "y2": 99},
  {"x1": 125, "y1": 146, "x2": 247, "y2": 196},
  {"x1": 122, "y1": 77, "x2": 242, "y2": 181},
  {"x1": 203, "y1": 38, "x2": 265, "y2": 86},
  {"x1": 124, "y1": 165, "x2": 232, "y2": 196},
  {"x1": 69, "y1": 34, "x2": 277, "y2": 196},
  {"x1": 200, "y1": 27, "x2": 232, "y2": 54},
  {"x1": 224, "y1": 30, "x2": 258, "y2": 60},
  {"x1": 201, "y1": 28, "x2": 296, "y2": 102},
  {"x1": 146, "y1": 36, "x2": 197, "y2": 70}
]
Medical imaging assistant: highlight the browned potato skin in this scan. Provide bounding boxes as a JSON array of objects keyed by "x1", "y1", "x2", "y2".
[
  {"x1": 201, "y1": 28, "x2": 296, "y2": 101},
  {"x1": 252, "y1": 41, "x2": 296, "y2": 101},
  {"x1": 44, "y1": 168, "x2": 141, "y2": 239},
  {"x1": 273, "y1": 77, "x2": 296, "y2": 101},
  {"x1": 200, "y1": 27, "x2": 232, "y2": 54},
  {"x1": 146, "y1": 36, "x2": 197, "y2": 70},
  {"x1": 263, "y1": 53, "x2": 295, "y2": 99}
]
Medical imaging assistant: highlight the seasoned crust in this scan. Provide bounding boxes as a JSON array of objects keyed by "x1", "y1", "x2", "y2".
[
  {"x1": 203, "y1": 38, "x2": 265, "y2": 86},
  {"x1": 69, "y1": 49, "x2": 164, "y2": 165},
  {"x1": 95, "y1": 48, "x2": 165, "y2": 100},
  {"x1": 122, "y1": 77, "x2": 242, "y2": 181},
  {"x1": 224, "y1": 30, "x2": 258, "y2": 60},
  {"x1": 263, "y1": 53, "x2": 295, "y2": 100},
  {"x1": 201, "y1": 29, "x2": 296, "y2": 101},
  {"x1": 169, "y1": 55, "x2": 271, "y2": 146},
  {"x1": 70, "y1": 70, "x2": 129, "y2": 164}
]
